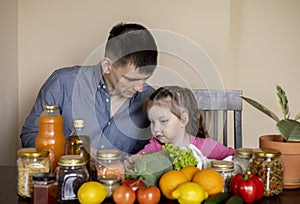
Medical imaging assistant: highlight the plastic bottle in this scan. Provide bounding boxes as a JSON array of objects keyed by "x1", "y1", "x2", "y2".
[
  {"x1": 36, "y1": 105, "x2": 66, "y2": 172},
  {"x1": 68, "y1": 119, "x2": 90, "y2": 173}
]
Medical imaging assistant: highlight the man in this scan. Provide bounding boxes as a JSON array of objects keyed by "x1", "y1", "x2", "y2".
[{"x1": 20, "y1": 22, "x2": 158, "y2": 155}]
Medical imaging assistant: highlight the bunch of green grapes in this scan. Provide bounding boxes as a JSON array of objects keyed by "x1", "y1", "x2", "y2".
[{"x1": 162, "y1": 143, "x2": 197, "y2": 170}]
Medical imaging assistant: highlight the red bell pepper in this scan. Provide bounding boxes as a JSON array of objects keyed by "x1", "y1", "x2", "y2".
[{"x1": 230, "y1": 172, "x2": 264, "y2": 203}]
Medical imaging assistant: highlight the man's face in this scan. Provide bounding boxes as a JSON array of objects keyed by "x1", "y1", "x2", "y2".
[{"x1": 110, "y1": 63, "x2": 152, "y2": 98}]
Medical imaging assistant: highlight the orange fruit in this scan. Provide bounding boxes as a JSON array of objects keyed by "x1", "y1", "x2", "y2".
[
  {"x1": 180, "y1": 166, "x2": 200, "y2": 181},
  {"x1": 159, "y1": 170, "x2": 189, "y2": 200},
  {"x1": 192, "y1": 168, "x2": 224, "y2": 196}
]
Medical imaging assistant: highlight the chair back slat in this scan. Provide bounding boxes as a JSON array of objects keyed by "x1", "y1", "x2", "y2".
[{"x1": 193, "y1": 89, "x2": 243, "y2": 149}]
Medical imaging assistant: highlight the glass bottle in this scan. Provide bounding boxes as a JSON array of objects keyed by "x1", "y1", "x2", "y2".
[
  {"x1": 233, "y1": 148, "x2": 253, "y2": 174},
  {"x1": 32, "y1": 172, "x2": 57, "y2": 204},
  {"x1": 56, "y1": 155, "x2": 89, "y2": 203},
  {"x1": 211, "y1": 160, "x2": 235, "y2": 193},
  {"x1": 68, "y1": 119, "x2": 90, "y2": 172},
  {"x1": 95, "y1": 149, "x2": 125, "y2": 181},
  {"x1": 17, "y1": 148, "x2": 50, "y2": 198},
  {"x1": 36, "y1": 105, "x2": 66, "y2": 173},
  {"x1": 249, "y1": 148, "x2": 284, "y2": 197}
]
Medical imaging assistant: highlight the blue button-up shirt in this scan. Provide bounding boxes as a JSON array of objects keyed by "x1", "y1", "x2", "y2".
[{"x1": 20, "y1": 64, "x2": 154, "y2": 155}]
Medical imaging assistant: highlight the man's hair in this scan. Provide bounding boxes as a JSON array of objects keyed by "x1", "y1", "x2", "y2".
[{"x1": 105, "y1": 22, "x2": 158, "y2": 75}]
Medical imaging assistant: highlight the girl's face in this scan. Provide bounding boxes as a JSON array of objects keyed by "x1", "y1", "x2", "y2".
[{"x1": 148, "y1": 105, "x2": 188, "y2": 146}]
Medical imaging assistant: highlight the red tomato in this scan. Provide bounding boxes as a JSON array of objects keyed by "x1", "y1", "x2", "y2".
[
  {"x1": 123, "y1": 179, "x2": 146, "y2": 192},
  {"x1": 137, "y1": 186, "x2": 161, "y2": 204},
  {"x1": 112, "y1": 185, "x2": 136, "y2": 204}
]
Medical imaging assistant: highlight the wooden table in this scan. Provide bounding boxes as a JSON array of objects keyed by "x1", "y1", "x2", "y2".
[{"x1": 1, "y1": 166, "x2": 299, "y2": 204}]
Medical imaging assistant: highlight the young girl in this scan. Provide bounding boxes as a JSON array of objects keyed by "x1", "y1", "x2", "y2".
[{"x1": 125, "y1": 86, "x2": 235, "y2": 169}]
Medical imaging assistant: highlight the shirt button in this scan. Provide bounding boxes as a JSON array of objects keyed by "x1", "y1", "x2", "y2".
[
  {"x1": 97, "y1": 85, "x2": 101, "y2": 90},
  {"x1": 106, "y1": 98, "x2": 109, "y2": 102},
  {"x1": 103, "y1": 85, "x2": 106, "y2": 89},
  {"x1": 108, "y1": 122, "x2": 111, "y2": 125}
]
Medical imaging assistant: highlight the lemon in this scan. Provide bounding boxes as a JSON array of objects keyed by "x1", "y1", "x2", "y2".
[
  {"x1": 172, "y1": 182, "x2": 208, "y2": 204},
  {"x1": 77, "y1": 181, "x2": 108, "y2": 204}
]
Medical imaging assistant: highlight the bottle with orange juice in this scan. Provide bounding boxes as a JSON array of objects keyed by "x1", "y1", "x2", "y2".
[{"x1": 36, "y1": 105, "x2": 66, "y2": 172}]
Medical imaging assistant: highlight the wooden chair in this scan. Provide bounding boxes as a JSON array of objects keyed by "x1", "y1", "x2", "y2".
[{"x1": 193, "y1": 89, "x2": 243, "y2": 149}]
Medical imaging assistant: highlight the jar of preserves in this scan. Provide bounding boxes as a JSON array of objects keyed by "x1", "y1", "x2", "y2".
[
  {"x1": 249, "y1": 148, "x2": 284, "y2": 197},
  {"x1": 211, "y1": 160, "x2": 235, "y2": 193},
  {"x1": 233, "y1": 148, "x2": 253, "y2": 174},
  {"x1": 36, "y1": 104, "x2": 66, "y2": 172},
  {"x1": 32, "y1": 172, "x2": 57, "y2": 204},
  {"x1": 56, "y1": 155, "x2": 89, "y2": 203},
  {"x1": 96, "y1": 149, "x2": 125, "y2": 181},
  {"x1": 17, "y1": 148, "x2": 50, "y2": 198}
]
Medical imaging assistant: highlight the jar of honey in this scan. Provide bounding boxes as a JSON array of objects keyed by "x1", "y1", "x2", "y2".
[{"x1": 36, "y1": 105, "x2": 66, "y2": 172}]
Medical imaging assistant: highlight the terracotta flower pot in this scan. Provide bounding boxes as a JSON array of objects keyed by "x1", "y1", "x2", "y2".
[{"x1": 259, "y1": 134, "x2": 300, "y2": 189}]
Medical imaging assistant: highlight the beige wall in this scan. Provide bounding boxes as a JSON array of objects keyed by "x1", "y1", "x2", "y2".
[{"x1": 1, "y1": 0, "x2": 300, "y2": 165}]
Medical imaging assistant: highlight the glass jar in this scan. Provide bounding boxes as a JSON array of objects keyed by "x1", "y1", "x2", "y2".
[
  {"x1": 36, "y1": 104, "x2": 66, "y2": 172},
  {"x1": 96, "y1": 149, "x2": 125, "y2": 181},
  {"x1": 17, "y1": 148, "x2": 50, "y2": 198},
  {"x1": 56, "y1": 155, "x2": 89, "y2": 203},
  {"x1": 211, "y1": 160, "x2": 235, "y2": 193},
  {"x1": 233, "y1": 148, "x2": 253, "y2": 174},
  {"x1": 249, "y1": 148, "x2": 284, "y2": 197},
  {"x1": 98, "y1": 177, "x2": 122, "y2": 198},
  {"x1": 32, "y1": 172, "x2": 57, "y2": 204}
]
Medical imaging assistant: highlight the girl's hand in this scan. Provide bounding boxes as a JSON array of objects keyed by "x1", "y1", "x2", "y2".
[{"x1": 124, "y1": 154, "x2": 142, "y2": 171}]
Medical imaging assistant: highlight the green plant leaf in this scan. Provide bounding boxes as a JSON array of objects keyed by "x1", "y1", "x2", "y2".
[
  {"x1": 241, "y1": 96, "x2": 280, "y2": 122},
  {"x1": 295, "y1": 112, "x2": 300, "y2": 121},
  {"x1": 276, "y1": 119, "x2": 300, "y2": 141},
  {"x1": 276, "y1": 85, "x2": 289, "y2": 119}
]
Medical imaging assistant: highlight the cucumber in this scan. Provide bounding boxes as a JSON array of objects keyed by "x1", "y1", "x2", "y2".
[
  {"x1": 226, "y1": 195, "x2": 243, "y2": 204},
  {"x1": 203, "y1": 192, "x2": 231, "y2": 204}
]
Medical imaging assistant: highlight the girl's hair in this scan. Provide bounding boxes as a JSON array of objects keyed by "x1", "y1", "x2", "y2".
[{"x1": 146, "y1": 86, "x2": 207, "y2": 137}]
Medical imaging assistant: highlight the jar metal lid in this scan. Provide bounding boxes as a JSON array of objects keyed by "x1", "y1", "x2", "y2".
[
  {"x1": 236, "y1": 148, "x2": 253, "y2": 157},
  {"x1": 17, "y1": 148, "x2": 49, "y2": 158},
  {"x1": 33, "y1": 172, "x2": 56, "y2": 182},
  {"x1": 254, "y1": 148, "x2": 281, "y2": 158},
  {"x1": 211, "y1": 160, "x2": 234, "y2": 170},
  {"x1": 97, "y1": 149, "x2": 121, "y2": 160},
  {"x1": 74, "y1": 119, "x2": 85, "y2": 128},
  {"x1": 58, "y1": 155, "x2": 86, "y2": 166},
  {"x1": 98, "y1": 177, "x2": 122, "y2": 185},
  {"x1": 43, "y1": 105, "x2": 59, "y2": 110}
]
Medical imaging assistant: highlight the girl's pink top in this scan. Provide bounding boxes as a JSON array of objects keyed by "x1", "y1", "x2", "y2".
[{"x1": 139, "y1": 135, "x2": 235, "y2": 160}]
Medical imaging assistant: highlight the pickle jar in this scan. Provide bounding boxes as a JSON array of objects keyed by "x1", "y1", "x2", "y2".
[
  {"x1": 17, "y1": 148, "x2": 50, "y2": 198},
  {"x1": 249, "y1": 148, "x2": 284, "y2": 197},
  {"x1": 211, "y1": 160, "x2": 235, "y2": 193},
  {"x1": 233, "y1": 148, "x2": 253, "y2": 174},
  {"x1": 56, "y1": 155, "x2": 89, "y2": 203},
  {"x1": 95, "y1": 149, "x2": 125, "y2": 181}
]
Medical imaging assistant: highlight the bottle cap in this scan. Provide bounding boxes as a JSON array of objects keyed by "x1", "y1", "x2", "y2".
[
  {"x1": 33, "y1": 172, "x2": 56, "y2": 182},
  {"x1": 211, "y1": 160, "x2": 234, "y2": 170},
  {"x1": 97, "y1": 149, "x2": 121, "y2": 160},
  {"x1": 254, "y1": 148, "x2": 281, "y2": 158},
  {"x1": 236, "y1": 148, "x2": 253, "y2": 158},
  {"x1": 17, "y1": 148, "x2": 49, "y2": 158},
  {"x1": 58, "y1": 155, "x2": 86, "y2": 166},
  {"x1": 43, "y1": 105, "x2": 59, "y2": 111},
  {"x1": 74, "y1": 120, "x2": 85, "y2": 128}
]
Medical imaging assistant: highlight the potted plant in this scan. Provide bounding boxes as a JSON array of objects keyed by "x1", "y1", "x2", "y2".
[{"x1": 242, "y1": 85, "x2": 300, "y2": 189}]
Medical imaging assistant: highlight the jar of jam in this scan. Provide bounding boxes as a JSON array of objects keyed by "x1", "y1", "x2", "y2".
[
  {"x1": 249, "y1": 148, "x2": 284, "y2": 197},
  {"x1": 56, "y1": 155, "x2": 89, "y2": 203},
  {"x1": 32, "y1": 172, "x2": 57, "y2": 204},
  {"x1": 211, "y1": 160, "x2": 235, "y2": 193},
  {"x1": 233, "y1": 148, "x2": 253, "y2": 174},
  {"x1": 17, "y1": 148, "x2": 50, "y2": 198},
  {"x1": 96, "y1": 149, "x2": 125, "y2": 181}
]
